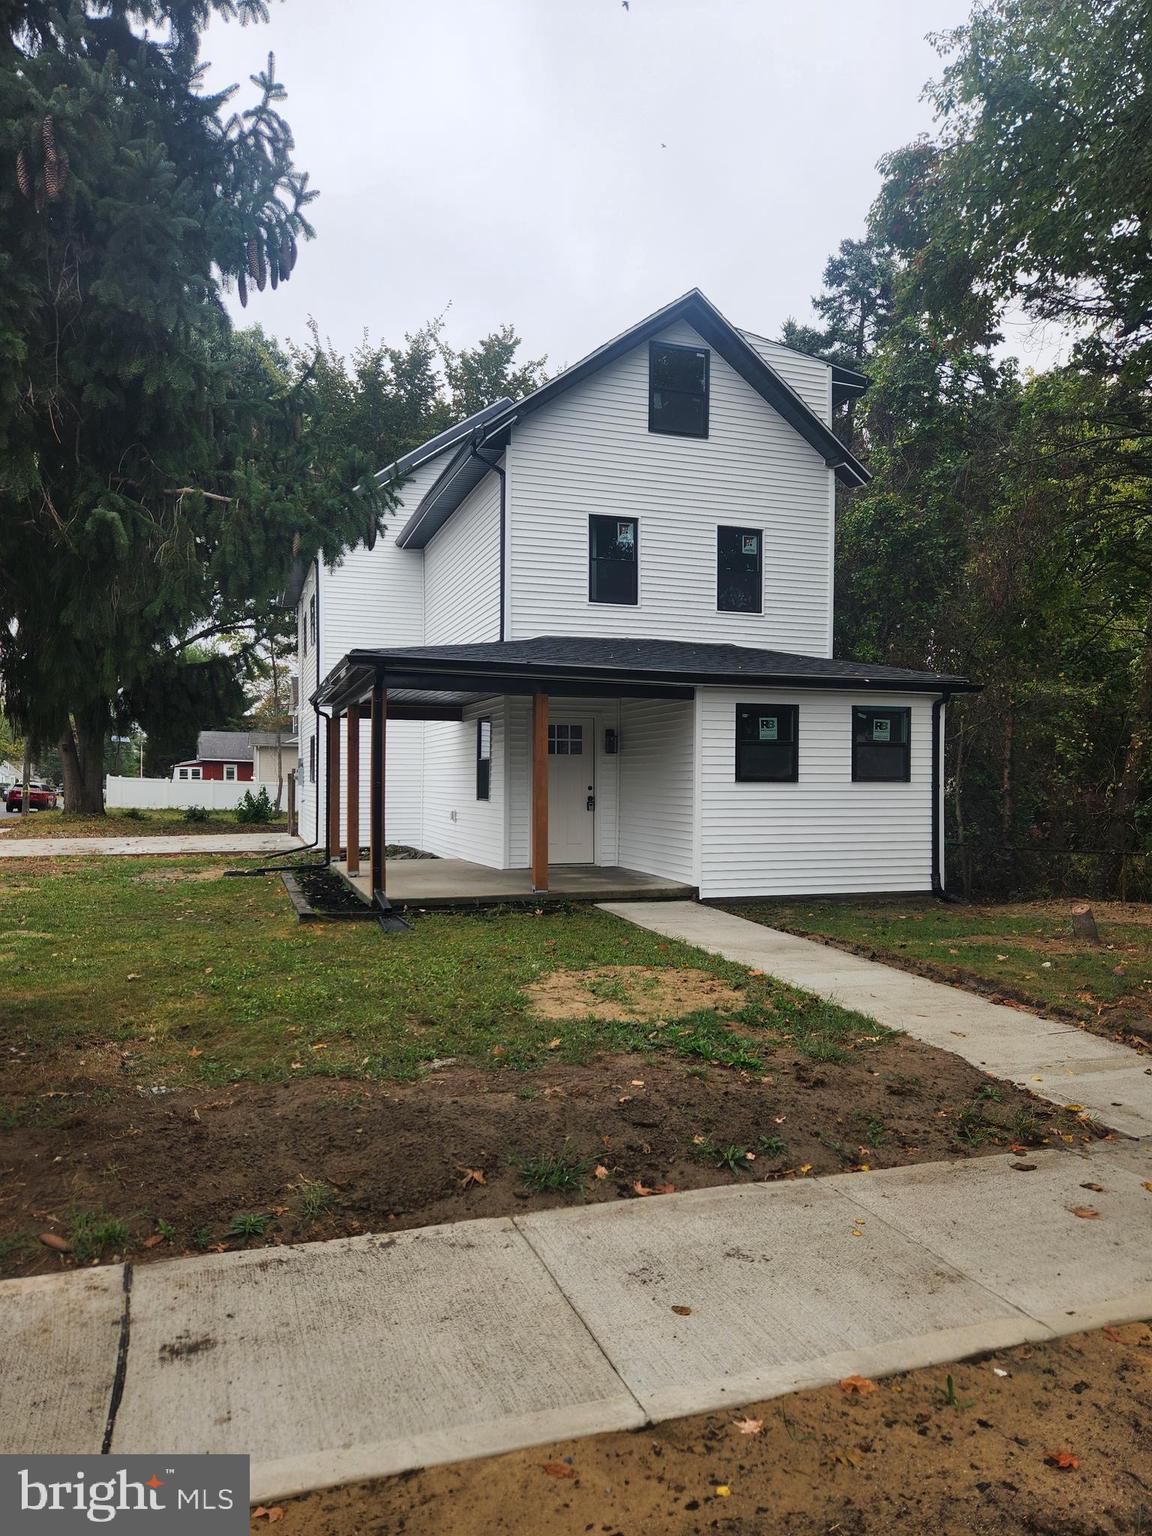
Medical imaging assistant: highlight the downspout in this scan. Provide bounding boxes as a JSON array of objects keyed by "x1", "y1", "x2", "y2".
[
  {"x1": 932, "y1": 691, "x2": 963, "y2": 902},
  {"x1": 469, "y1": 438, "x2": 507, "y2": 641}
]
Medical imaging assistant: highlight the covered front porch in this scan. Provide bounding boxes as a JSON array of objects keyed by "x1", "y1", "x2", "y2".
[{"x1": 331, "y1": 856, "x2": 695, "y2": 908}]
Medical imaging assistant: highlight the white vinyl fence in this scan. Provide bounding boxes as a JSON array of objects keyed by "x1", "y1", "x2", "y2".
[{"x1": 104, "y1": 776, "x2": 277, "y2": 811}]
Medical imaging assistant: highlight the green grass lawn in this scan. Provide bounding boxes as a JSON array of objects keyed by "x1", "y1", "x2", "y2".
[
  {"x1": 722, "y1": 897, "x2": 1152, "y2": 1033},
  {"x1": 0, "y1": 855, "x2": 881, "y2": 1095},
  {"x1": 0, "y1": 807, "x2": 288, "y2": 837}
]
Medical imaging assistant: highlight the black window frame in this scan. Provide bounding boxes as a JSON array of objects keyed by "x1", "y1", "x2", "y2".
[
  {"x1": 301, "y1": 604, "x2": 308, "y2": 657},
  {"x1": 735, "y1": 703, "x2": 799, "y2": 783},
  {"x1": 308, "y1": 733, "x2": 316, "y2": 784},
  {"x1": 717, "y1": 525, "x2": 763, "y2": 614},
  {"x1": 476, "y1": 716, "x2": 492, "y2": 801},
  {"x1": 588, "y1": 514, "x2": 639, "y2": 606},
  {"x1": 851, "y1": 707, "x2": 912, "y2": 783},
  {"x1": 648, "y1": 340, "x2": 710, "y2": 439},
  {"x1": 308, "y1": 593, "x2": 317, "y2": 649}
]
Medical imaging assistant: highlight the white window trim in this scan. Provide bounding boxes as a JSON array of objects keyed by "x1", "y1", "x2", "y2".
[{"x1": 224, "y1": 764, "x2": 237, "y2": 781}]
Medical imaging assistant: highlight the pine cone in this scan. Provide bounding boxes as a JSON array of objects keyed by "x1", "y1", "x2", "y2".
[
  {"x1": 42, "y1": 116, "x2": 55, "y2": 155},
  {"x1": 16, "y1": 148, "x2": 30, "y2": 199},
  {"x1": 268, "y1": 239, "x2": 279, "y2": 290},
  {"x1": 237, "y1": 268, "x2": 248, "y2": 308},
  {"x1": 44, "y1": 155, "x2": 59, "y2": 200},
  {"x1": 247, "y1": 233, "x2": 259, "y2": 282},
  {"x1": 291, "y1": 530, "x2": 301, "y2": 557},
  {"x1": 254, "y1": 237, "x2": 266, "y2": 291}
]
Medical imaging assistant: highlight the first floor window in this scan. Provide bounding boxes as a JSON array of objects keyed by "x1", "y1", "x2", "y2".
[
  {"x1": 717, "y1": 526, "x2": 763, "y2": 612},
  {"x1": 308, "y1": 734, "x2": 317, "y2": 783},
  {"x1": 224, "y1": 764, "x2": 237, "y2": 782},
  {"x1": 735, "y1": 704, "x2": 798, "y2": 782},
  {"x1": 476, "y1": 717, "x2": 492, "y2": 800},
  {"x1": 589, "y1": 515, "x2": 638, "y2": 605},
  {"x1": 177, "y1": 768, "x2": 189, "y2": 780},
  {"x1": 852, "y1": 707, "x2": 911, "y2": 782}
]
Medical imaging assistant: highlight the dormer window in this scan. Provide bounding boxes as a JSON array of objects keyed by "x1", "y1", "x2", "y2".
[{"x1": 648, "y1": 342, "x2": 709, "y2": 438}]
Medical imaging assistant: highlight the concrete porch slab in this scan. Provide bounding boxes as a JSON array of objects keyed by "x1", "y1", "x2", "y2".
[
  {"x1": 0, "y1": 1268, "x2": 125, "y2": 1453},
  {"x1": 334, "y1": 857, "x2": 695, "y2": 907},
  {"x1": 515, "y1": 1181, "x2": 1044, "y2": 1422},
  {"x1": 110, "y1": 1219, "x2": 643, "y2": 1503}
]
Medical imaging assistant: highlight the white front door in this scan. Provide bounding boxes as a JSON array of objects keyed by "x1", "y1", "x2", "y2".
[{"x1": 548, "y1": 716, "x2": 595, "y2": 864}]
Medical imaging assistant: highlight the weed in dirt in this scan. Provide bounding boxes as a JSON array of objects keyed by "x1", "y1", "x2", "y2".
[
  {"x1": 939, "y1": 1372, "x2": 975, "y2": 1411},
  {"x1": 154, "y1": 1218, "x2": 176, "y2": 1244},
  {"x1": 190, "y1": 1226, "x2": 212, "y2": 1252},
  {"x1": 0, "y1": 1232, "x2": 37, "y2": 1272},
  {"x1": 517, "y1": 1147, "x2": 588, "y2": 1194},
  {"x1": 297, "y1": 1181, "x2": 334, "y2": 1226},
  {"x1": 857, "y1": 1113, "x2": 891, "y2": 1146},
  {"x1": 955, "y1": 1098, "x2": 994, "y2": 1146},
  {"x1": 1007, "y1": 1106, "x2": 1040, "y2": 1142},
  {"x1": 817, "y1": 1132, "x2": 856, "y2": 1165},
  {"x1": 69, "y1": 1211, "x2": 131, "y2": 1265},
  {"x1": 715, "y1": 1144, "x2": 756, "y2": 1174},
  {"x1": 225, "y1": 1212, "x2": 273, "y2": 1244},
  {"x1": 758, "y1": 1134, "x2": 787, "y2": 1158}
]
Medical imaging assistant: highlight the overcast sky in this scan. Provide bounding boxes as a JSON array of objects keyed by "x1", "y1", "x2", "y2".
[{"x1": 201, "y1": 0, "x2": 1053, "y2": 373}]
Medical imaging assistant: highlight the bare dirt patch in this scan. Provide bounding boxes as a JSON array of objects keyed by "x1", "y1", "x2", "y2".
[
  {"x1": 2, "y1": 1036, "x2": 1096, "y2": 1279},
  {"x1": 264, "y1": 1322, "x2": 1152, "y2": 1536},
  {"x1": 131, "y1": 869, "x2": 227, "y2": 886},
  {"x1": 526, "y1": 965, "x2": 746, "y2": 1022}
]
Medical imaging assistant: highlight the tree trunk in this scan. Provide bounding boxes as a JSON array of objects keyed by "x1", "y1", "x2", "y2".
[
  {"x1": 1105, "y1": 594, "x2": 1152, "y2": 893},
  {"x1": 19, "y1": 740, "x2": 31, "y2": 819},
  {"x1": 60, "y1": 711, "x2": 107, "y2": 815},
  {"x1": 270, "y1": 642, "x2": 284, "y2": 813},
  {"x1": 1000, "y1": 695, "x2": 1015, "y2": 840}
]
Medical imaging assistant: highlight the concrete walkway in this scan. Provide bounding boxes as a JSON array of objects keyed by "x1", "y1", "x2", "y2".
[
  {"x1": 3, "y1": 1144, "x2": 1150, "y2": 1501},
  {"x1": 0, "y1": 833, "x2": 301, "y2": 858},
  {"x1": 601, "y1": 901, "x2": 1152, "y2": 1139}
]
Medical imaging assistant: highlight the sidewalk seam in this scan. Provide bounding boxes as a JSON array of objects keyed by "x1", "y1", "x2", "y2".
[
  {"x1": 100, "y1": 1263, "x2": 133, "y2": 1454},
  {"x1": 511, "y1": 1217, "x2": 649, "y2": 1426}
]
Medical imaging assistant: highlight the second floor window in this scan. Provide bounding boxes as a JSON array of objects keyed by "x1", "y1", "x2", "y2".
[
  {"x1": 589, "y1": 515, "x2": 638, "y2": 605},
  {"x1": 649, "y1": 341, "x2": 709, "y2": 438},
  {"x1": 308, "y1": 734, "x2": 316, "y2": 783},
  {"x1": 717, "y1": 526, "x2": 762, "y2": 613},
  {"x1": 308, "y1": 593, "x2": 317, "y2": 650}
]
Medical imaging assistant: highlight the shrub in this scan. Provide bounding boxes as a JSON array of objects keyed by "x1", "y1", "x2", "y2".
[
  {"x1": 121, "y1": 807, "x2": 144, "y2": 821},
  {"x1": 235, "y1": 786, "x2": 273, "y2": 824},
  {"x1": 183, "y1": 804, "x2": 211, "y2": 823}
]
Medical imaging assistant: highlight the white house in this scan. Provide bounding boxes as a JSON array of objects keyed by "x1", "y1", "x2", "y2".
[{"x1": 288, "y1": 289, "x2": 975, "y2": 910}]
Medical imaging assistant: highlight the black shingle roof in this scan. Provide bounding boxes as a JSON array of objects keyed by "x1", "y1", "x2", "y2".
[{"x1": 334, "y1": 635, "x2": 975, "y2": 694}]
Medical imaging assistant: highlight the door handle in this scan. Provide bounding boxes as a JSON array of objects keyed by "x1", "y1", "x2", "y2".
[{"x1": 586, "y1": 793, "x2": 595, "y2": 812}]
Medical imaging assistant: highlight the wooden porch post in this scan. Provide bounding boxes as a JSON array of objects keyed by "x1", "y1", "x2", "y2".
[
  {"x1": 531, "y1": 691, "x2": 549, "y2": 892},
  {"x1": 346, "y1": 706, "x2": 361, "y2": 876},
  {"x1": 326, "y1": 710, "x2": 342, "y2": 862},
  {"x1": 369, "y1": 683, "x2": 387, "y2": 901}
]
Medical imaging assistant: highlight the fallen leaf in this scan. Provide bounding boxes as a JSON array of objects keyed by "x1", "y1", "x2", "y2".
[
  {"x1": 1011, "y1": 1161, "x2": 1038, "y2": 1171},
  {"x1": 271, "y1": 1205, "x2": 289, "y2": 1216},
  {"x1": 1063, "y1": 1104, "x2": 1084, "y2": 1113},
  {"x1": 1141, "y1": 1182, "x2": 1152, "y2": 1194},
  {"x1": 490, "y1": 1045, "x2": 506, "y2": 1058},
  {"x1": 733, "y1": 1417, "x2": 763, "y2": 1435},
  {"x1": 266, "y1": 1511, "x2": 284, "y2": 1525},
  {"x1": 632, "y1": 1180, "x2": 676, "y2": 1197},
  {"x1": 309, "y1": 1042, "x2": 328, "y2": 1051},
  {"x1": 1069, "y1": 1206, "x2": 1100, "y2": 1219},
  {"x1": 671, "y1": 1305, "x2": 693, "y2": 1316},
  {"x1": 593, "y1": 1165, "x2": 609, "y2": 1180},
  {"x1": 542, "y1": 1463, "x2": 576, "y2": 1480},
  {"x1": 457, "y1": 1166, "x2": 486, "y2": 1189},
  {"x1": 1103, "y1": 1327, "x2": 1124, "y2": 1343},
  {"x1": 1046, "y1": 1451, "x2": 1079, "y2": 1470},
  {"x1": 630, "y1": 1079, "x2": 645, "y2": 1087},
  {"x1": 547, "y1": 1038, "x2": 561, "y2": 1050},
  {"x1": 714, "y1": 1486, "x2": 731, "y2": 1497},
  {"x1": 141, "y1": 1234, "x2": 165, "y2": 1249},
  {"x1": 1079, "y1": 1182, "x2": 1104, "y2": 1193},
  {"x1": 839, "y1": 1374, "x2": 878, "y2": 1396},
  {"x1": 798, "y1": 1163, "x2": 813, "y2": 1174},
  {"x1": 38, "y1": 1232, "x2": 72, "y2": 1253},
  {"x1": 126, "y1": 973, "x2": 140, "y2": 981},
  {"x1": 187, "y1": 1047, "x2": 202, "y2": 1058},
  {"x1": 691, "y1": 1134, "x2": 706, "y2": 1146}
]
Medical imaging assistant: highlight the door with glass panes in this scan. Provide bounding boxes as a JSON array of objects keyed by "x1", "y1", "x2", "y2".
[{"x1": 547, "y1": 718, "x2": 594, "y2": 863}]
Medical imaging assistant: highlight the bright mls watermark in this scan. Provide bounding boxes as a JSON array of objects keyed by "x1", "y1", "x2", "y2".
[{"x1": 0, "y1": 1456, "x2": 249, "y2": 1532}]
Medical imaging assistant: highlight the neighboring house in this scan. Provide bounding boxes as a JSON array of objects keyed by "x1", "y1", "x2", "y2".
[
  {"x1": 172, "y1": 730, "x2": 299, "y2": 784},
  {"x1": 289, "y1": 288, "x2": 976, "y2": 903}
]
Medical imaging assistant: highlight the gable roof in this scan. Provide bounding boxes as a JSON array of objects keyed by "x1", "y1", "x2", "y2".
[
  {"x1": 195, "y1": 730, "x2": 255, "y2": 762},
  {"x1": 396, "y1": 289, "x2": 871, "y2": 550}
]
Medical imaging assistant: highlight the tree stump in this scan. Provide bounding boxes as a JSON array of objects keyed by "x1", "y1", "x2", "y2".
[{"x1": 1070, "y1": 904, "x2": 1101, "y2": 945}]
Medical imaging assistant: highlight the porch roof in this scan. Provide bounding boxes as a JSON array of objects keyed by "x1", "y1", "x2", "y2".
[{"x1": 314, "y1": 635, "x2": 978, "y2": 715}]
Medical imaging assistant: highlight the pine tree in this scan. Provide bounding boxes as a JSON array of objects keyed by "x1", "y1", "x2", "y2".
[{"x1": 0, "y1": 2, "x2": 385, "y2": 811}]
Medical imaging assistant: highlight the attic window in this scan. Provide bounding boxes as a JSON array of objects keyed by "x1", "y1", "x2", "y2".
[{"x1": 649, "y1": 341, "x2": 709, "y2": 439}]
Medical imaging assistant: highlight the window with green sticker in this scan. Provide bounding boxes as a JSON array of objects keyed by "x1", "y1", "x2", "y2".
[
  {"x1": 736, "y1": 704, "x2": 798, "y2": 782},
  {"x1": 852, "y1": 707, "x2": 911, "y2": 782}
]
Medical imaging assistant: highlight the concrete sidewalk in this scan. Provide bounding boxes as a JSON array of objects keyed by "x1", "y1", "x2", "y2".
[
  {"x1": 0, "y1": 833, "x2": 301, "y2": 858},
  {"x1": 3, "y1": 1144, "x2": 1150, "y2": 1502},
  {"x1": 601, "y1": 901, "x2": 1152, "y2": 1139}
]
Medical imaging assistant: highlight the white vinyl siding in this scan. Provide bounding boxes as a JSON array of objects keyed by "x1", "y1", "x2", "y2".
[
  {"x1": 696, "y1": 688, "x2": 935, "y2": 898},
  {"x1": 617, "y1": 698, "x2": 695, "y2": 884},
  {"x1": 507, "y1": 321, "x2": 834, "y2": 655},
  {"x1": 424, "y1": 467, "x2": 502, "y2": 645},
  {"x1": 298, "y1": 454, "x2": 443, "y2": 843},
  {"x1": 421, "y1": 701, "x2": 507, "y2": 864},
  {"x1": 737, "y1": 331, "x2": 833, "y2": 425}
]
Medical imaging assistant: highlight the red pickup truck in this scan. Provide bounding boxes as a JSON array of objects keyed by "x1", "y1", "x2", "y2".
[{"x1": 5, "y1": 782, "x2": 59, "y2": 811}]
